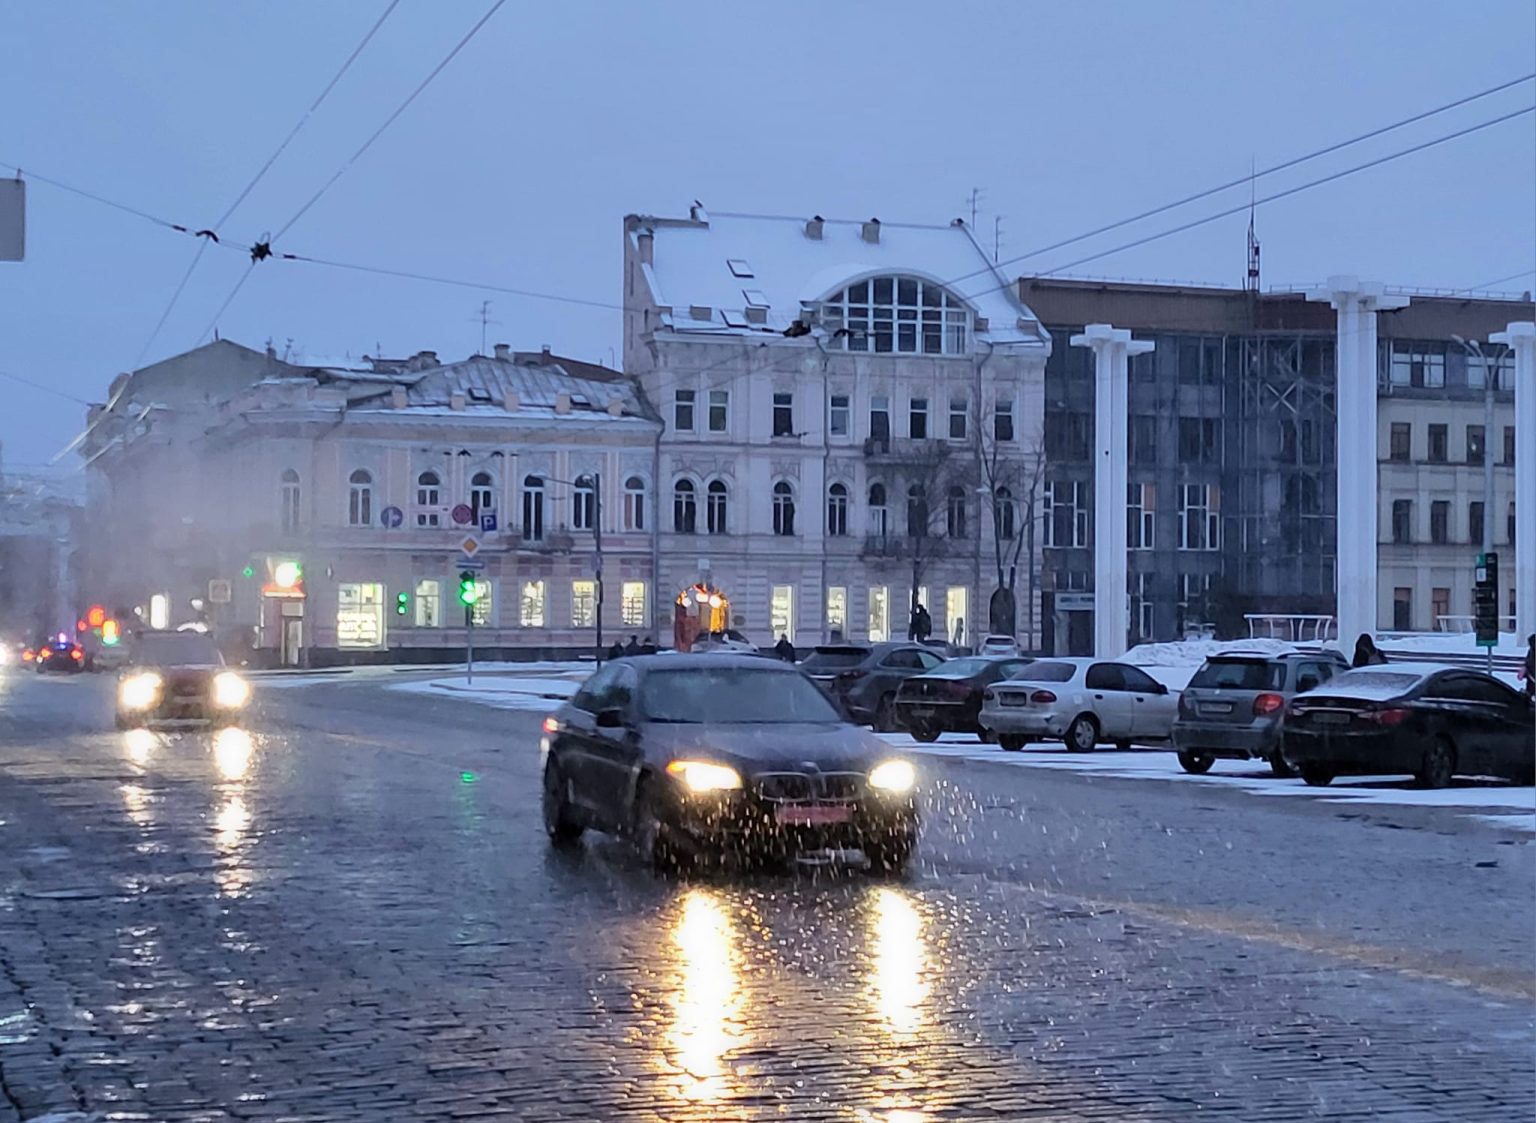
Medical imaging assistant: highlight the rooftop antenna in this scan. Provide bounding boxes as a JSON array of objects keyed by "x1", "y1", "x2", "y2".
[
  {"x1": 1245, "y1": 157, "x2": 1260, "y2": 295},
  {"x1": 993, "y1": 215, "x2": 1004, "y2": 264},
  {"x1": 968, "y1": 187, "x2": 983, "y2": 228},
  {"x1": 470, "y1": 300, "x2": 500, "y2": 356}
]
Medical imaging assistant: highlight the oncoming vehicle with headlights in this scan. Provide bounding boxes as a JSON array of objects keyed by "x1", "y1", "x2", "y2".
[
  {"x1": 116, "y1": 631, "x2": 250, "y2": 729},
  {"x1": 540, "y1": 654, "x2": 919, "y2": 872}
]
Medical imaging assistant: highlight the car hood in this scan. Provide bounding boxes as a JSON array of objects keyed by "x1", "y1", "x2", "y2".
[{"x1": 640, "y1": 721, "x2": 895, "y2": 772}]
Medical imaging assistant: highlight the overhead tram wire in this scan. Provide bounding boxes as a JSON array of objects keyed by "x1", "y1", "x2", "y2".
[
  {"x1": 943, "y1": 72, "x2": 1536, "y2": 288},
  {"x1": 0, "y1": 368, "x2": 91, "y2": 405},
  {"x1": 194, "y1": 0, "x2": 507, "y2": 345},
  {"x1": 1458, "y1": 268, "x2": 1536, "y2": 294},
  {"x1": 960, "y1": 104, "x2": 1536, "y2": 303},
  {"x1": 137, "y1": 0, "x2": 403, "y2": 363}
]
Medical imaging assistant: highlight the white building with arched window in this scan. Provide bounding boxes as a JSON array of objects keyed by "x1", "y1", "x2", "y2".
[{"x1": 624, "y1": 204, "x2": 1050, "y2": 646}]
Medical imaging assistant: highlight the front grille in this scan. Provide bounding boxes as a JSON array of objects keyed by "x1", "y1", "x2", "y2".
[{"x1": 755, "y1": 771, "x2": 865, "y2": 803}]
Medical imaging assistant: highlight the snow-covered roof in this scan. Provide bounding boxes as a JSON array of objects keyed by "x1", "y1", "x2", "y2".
[
  {"x1": 632, "y1": 209, "x2": 1049, "y2": 349},
  {"x1": 345, "y1": 355, "x2": 648, "y2": 420}
]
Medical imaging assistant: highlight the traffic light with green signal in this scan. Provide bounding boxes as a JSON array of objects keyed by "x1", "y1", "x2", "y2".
[
  {"x1": 457, "y1": 572, "x2": 480, "y2": 606},
  {"x1": 395, "y1": 591, "x2": 409, "y2": 616}
]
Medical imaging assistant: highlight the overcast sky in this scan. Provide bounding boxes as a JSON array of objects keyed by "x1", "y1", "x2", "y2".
[{"x1": 2, "y1": 0, "x2": 1533, "y2": 469}]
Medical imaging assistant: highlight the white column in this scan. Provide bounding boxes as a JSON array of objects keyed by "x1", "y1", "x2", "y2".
[
  {"x1": 1071, "y1": 324, "x2": 1154, "y2": 659},
  {"x1": 1307, "y1": 277, "x2": 1408, "y2": 647},
  {"x1": 1490, "y1": 321, "x2": 1535, "y2": 642}
]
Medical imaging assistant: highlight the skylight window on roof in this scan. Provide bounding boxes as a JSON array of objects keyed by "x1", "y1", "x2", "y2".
[
  {"x1": 742, "y1": 289, "x2": 769, "y2": 308},
  {"x1": 570, "y1": 394, "x2": 591, "y2": 407},
  {"x1": 722, "y1": 309, "x2": 749, "y2": 328},
  {"x1": 466, "y1": 388, "x2": 493, "y2": 403},
  {"x1": 727, "y1": 259, "x2": 754, "y2": 278}
]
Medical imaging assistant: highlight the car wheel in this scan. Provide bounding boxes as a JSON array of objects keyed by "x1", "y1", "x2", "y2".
[
  {"x1": 864, "y1": 832, "x2": 916, "y2": 875},
  {"x1": 1114, "y1": 739, "x2": 1132, "y2": 752},
  {"x1": 910, "y1": 723, "x2": 940, "y2": 743},
  {"x1": 541, "y1": 758, "x2": 583, "y2": 847},
  {"x1": 1177, "y1": 751, "x2": 1214, "y2": 774},
  {"x1": 1066, "y1": 714, "x2": 1099, "y2": 752},
  {"x1": 997, "y1": 733, "x2": 1027, "y2": 752},
  {"x1": 1268, "y1": 752, "x2": 1295, "y2": 778},
  {"x1": 1417, "y1": 736, "x2": 1455, "y2": 790},
  {"x1": 977, "y1": 728, "x2": 996, "y2": 745},
  {"x1": 874, "y1": 694, "x2": 898, "y2": 733},
  {"x1": 1300, "y1": 764, "x2": 1335, "y2": 787},
  {"x1": 632, "y1": 777, "x2": 689, "y2": 874}
]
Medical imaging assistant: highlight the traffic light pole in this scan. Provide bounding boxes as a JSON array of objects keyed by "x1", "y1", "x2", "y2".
[{"x1": 465, "y1": 603, "x2": 475, "y2": 685}]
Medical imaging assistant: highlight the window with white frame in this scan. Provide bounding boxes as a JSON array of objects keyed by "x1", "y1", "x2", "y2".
[
  {"x1": 823, "y1": 276, "x2": 970, "y2": 355},
  {"x1": 829, "y1": 393, "x2": 850, "y2": 436},
  {"x1": 347, "y1": 469, "x2": 373, "y2": 527},
  {"x1": 708, "y1": 389, "x2": 729, "y2": 433},
  {"x1": 1044, "y1": 480, "x2": 1088, "y2": 548},
  {"x1": 909, "y1": 396, "x2": 928, "y2": 439},
  {"x1": 674, "y1": 389, "x2": 695, "y2": 431},
  {"x1": 1178, "y1": 483, "x2": 1220, "y2": 551},
  {"x1": 280, "y1": 469, "x2": 301, "y2": 532},
  {"x1": 414, "y1": 578, "x2": 440, "y2": 627},
  {"x1": 521, "y1": 475, "x2": 545, "y2": 541},
  {"x1": 1179, "y1": 573, "x2": 1211, "y2": 627},
  {"x1": 772, "y1": 481, "x2": 796, "y2": 536},
  {"x1": 948, "y1": 395, "x2": 968, "y2": 440},
  {"x1": 336, "y1": 582, "x2": 384, "y2": 648},
  {"x1": 1388, "y1": 342, "x2": 1445, "y2": 388},
  {"x1": 706, "y1": 479, "x2": 729, "y2": 534},
  {"x1": 826, "y1": 586, "x2": 848, "y2": 636},
  {"x1": 827, "y1": 483, "x2": 849, "y2": 536},
  {"x1": 470, "y1": 471, "x2": 494, "y2": 522},
  {"x1": 868, "y1": 586, "x2": 891, "y2": 642},
  {"x1": 571, "y1": 580, "x2": 596, "y2": 627},
  {"x1": 869, "y1": 394, "x2": 891, "y2": 442},
  {"x1": 1131, "y1": 572, "x2": 1155, "y2": 641},
  {"x1": 572, "y1": 475, "x2": 596, "y2": 531},
  {"x1": 623, "y1": 476, "x2": 646, "y2": 531},
  {"x1": 672, "y1": 479, "x2": 697, "y2": 533},
  {"x1": 520, "y1": 580, "x2": 545, "y2": 627},
  {"x1": 469, "y1": 580, "x2": 493, "y2": 627},
  {"x1": 415, "y1": 471, "x2": 441, "y2": 527},
  {"x1": 1128, "y1": 482, "x2": 1155, "y2": 549},
  {"x1": 772, "y1": 392, "x2": 794, "y2": 437},
  {"x1": 945, "y1": 587, "x2": 968, "y2": 646},
  {"x1": 770, "y1": 585, "x2": 794, "y2": 643},
  {"x1": 621, "y1": 581, "x2": 647, "y2": 627}
]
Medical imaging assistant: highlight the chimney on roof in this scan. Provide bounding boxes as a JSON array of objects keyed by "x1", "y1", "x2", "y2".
[
  {"x1": 493, "y1": 343, "x2": 511, "y2": 361},
  {"x1": 503, "y1": 388, "x2": 520, "y2": 413},
  {"x1": 804, "y1": 215, "x2": 824, "y2": 240},
  {"x1": 411, "y1": 350, "x2": 439, "y2": 371},
  {"x1": 861, "y1": 218, "x2": 881, "y2": 244},
  {"x1": 555, "y1": 392, "x2": 572, "y2": 415},
  {"x1": 390, "y1": 386, "x2": 408, "y2": 410},
  {"x1": 265, "y1": 341, "x2": 277, "y2": 360},
  {"x1": 689, "y1": 200, "x2": 708, "y2": 224},
  {"x1": 540, "y1": 344, "x2": 552, "y2": 364},
  {"x1": 449, "y1": 391, "x2": 466, "y2": 411},
  {"x1": 637, "y1": 229, "x2": 654, "y2": 264}
]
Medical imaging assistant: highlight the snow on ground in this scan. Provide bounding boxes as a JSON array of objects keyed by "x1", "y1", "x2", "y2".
[
  {"x1": 1381, "y1": 631, "x2": 1527, "y2": 655},
  {"x1": 252, "y1": 661, "x2": 592, "y2": 689},
  {"x1": 1119, "y1": 637, "x2": 1298, "y2": 691},
  {"x1": 387, "y1": 673, "x2": 582, "y2": 711},
  {"x1": 880, "y1": 731, "x2": 1536, "y2": 833}
]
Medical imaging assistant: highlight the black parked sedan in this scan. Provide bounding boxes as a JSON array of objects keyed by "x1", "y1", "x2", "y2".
[
  {"x1": 540, "y1": 654, "x2": 920, "y2": 872},
  {"x1": 894, "y1": 655, "x2": 1033, "y2": 742},
  {"x1": 1283, "y1": 663, "x2": 1535, "y2": 788}
]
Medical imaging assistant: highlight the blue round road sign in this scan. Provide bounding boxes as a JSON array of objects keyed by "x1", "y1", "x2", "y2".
[{"x1": 380, "y1": 505, "x2": 403, "y2": 528}]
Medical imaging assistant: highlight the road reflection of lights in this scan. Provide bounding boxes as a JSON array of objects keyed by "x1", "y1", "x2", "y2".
[
  {"x1": 120, "y1": 783, "x2": 153, "y2": 830},
  {"x1": 870, "y1": 887, "x2": 929, "y2": 1037},
  {"x1": 214, "y1": 795, "x2": 253, "y2": 897},
  {"x1": 666, "y1": 888, "x2": 745, "y2": 1103},
  {"x1": 123, "y1": 729, "x2": 156, "y2": 766},
  {"x1": 213, "y1": 728, "x2": 253, "y2": 780}
]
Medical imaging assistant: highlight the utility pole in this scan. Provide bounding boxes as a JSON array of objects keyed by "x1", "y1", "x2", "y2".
[
  {"x1": 594, "y1": 476, "x2": 604, "y2": 665},
  {"x1": 1453, "y1": 335, "x2": 1504, "y2": 672}
]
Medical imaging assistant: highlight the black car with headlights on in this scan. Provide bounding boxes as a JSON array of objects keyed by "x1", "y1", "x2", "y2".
[
  {"x1": 894, "y1": 655, "x2": 1033, "y2": 742},
  {"x1": 1283, "y1": 663, "x2": 1535, "y2": 788},
  {"x1": 540, "y1": 653, "x2": 919, "y2": 872},
  {"x1": 116, "y1": 631, "x2": 250, "y2": 729}
]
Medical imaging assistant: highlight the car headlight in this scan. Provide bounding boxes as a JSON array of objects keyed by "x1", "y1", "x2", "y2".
[
  {"x1": 213, "y1": 672, "x2": 250, "y2": 708},
  {"x1": 868, "y1": 759, "x2": 916, "y2": 793},
  {"x1": 665, "y1": 760, "x2": 743, "y2": 793},
  {"x1": 119, "y1": 672, "x2": 162, "y2": 710}
]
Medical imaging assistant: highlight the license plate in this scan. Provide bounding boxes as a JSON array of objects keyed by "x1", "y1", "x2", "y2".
[
  {"x1": 1202, "y1": 702, "x2": 1233, "y2": 714},
  {"x1": 1313, "y1": 711, "x2": 1350, "y2": 725},
  {"x1": 775, "y1": 804, "x2": 852, "y2": 827}
]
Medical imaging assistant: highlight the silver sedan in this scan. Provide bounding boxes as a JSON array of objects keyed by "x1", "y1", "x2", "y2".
[{"x1": 979, "y1": 657, "x2": 1178, "y2": 752}]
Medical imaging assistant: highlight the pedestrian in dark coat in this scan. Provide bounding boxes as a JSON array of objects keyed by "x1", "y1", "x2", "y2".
[
  {"x1": 1522, "y1": 634, "x2": 1535, "y2": 700},
  {"x1": 623, "y1": 635, "x2": 641, "y2": 657},
  {"x1": 1351, "y1": 633, "x2": 1387, "y2": 668},
  {"x1": 607, "y1": 641, "x2": 625, "y2": 661},
  {"x1": 773, "y1": 634, "x2": 796, "y2": 662}
]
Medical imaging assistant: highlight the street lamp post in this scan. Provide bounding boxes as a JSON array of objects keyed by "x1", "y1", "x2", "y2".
[{"x1": 1452, "y1": 336, "x2": 1503, "y2": 669}]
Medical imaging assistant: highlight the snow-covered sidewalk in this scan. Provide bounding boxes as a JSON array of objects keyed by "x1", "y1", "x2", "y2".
[
  {"x1": 882, "y1": 731, "x2": 1536, "y2": 833},
  {"x1": 387, "y1": 670, "x2": 584, "y2": 711}
]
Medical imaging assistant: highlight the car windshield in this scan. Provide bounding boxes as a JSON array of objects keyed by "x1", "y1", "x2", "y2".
[
  {"x1": 1189, "y1": 659, "x2": 1286, "y2": 690},
  {"x1": 1009, "y1": 662, "x2": 1077, "y2": 683},
  {"x1": 639, "y1": 667, "x2": 842, "y2": 723},
  {"x1": 134, "y1": 633, "x2": 224, "y2": 667},
  {"x1": 928, "y1": 657, "x2": 995, "y2": 678},
  {"x1": 801, "y1": 648, "x2": 870, "y2": 672}
]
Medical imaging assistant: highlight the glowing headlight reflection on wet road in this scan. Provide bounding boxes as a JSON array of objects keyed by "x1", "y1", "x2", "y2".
[
  {"x1": 213, "y1": 728, "x2": 254, "y2": 781},
  {"x1": 870, "y1": 887, "x2": 929, "y2": 1037},
  {"x1": 666, "y1": 888, "x2": 746, "y2": 1103}
]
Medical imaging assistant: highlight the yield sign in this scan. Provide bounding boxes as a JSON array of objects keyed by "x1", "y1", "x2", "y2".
[{"x1": 459, "y1": 534, "x2": 481, "y2": 559}]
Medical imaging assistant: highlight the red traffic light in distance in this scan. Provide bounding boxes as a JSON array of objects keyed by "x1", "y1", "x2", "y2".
[{"x1": 87, "y1": 604, "x2": 106, "y2": 628}]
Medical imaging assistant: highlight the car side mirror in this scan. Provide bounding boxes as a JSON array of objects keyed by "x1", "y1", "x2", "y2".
[
  {"x1": 1155, "y1": 682, "x2": 1168, "y2": 695},
  {"x1": 596, "y1": 707, "x2": 627, "y2": 729}
]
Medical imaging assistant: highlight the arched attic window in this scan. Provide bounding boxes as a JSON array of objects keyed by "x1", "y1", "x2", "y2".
[{"x1": 822, "y1": 275, "x2": 970, "y2": 355}]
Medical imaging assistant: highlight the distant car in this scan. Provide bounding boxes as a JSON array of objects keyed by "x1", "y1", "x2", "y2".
[
  {"x1": 802, "y1": 642, "x2": 948, "y2": 730},
  {"x1": 690, "y1": 629, "x2": 758, "y2": 654},
  {"x1": 1283, "y1": 664, "x2": 1535, "y2": 788},
  {"x1": 1173, "y1": 650, "x2": 1350, "y2": 776},
  {"x1": 540, "y1": 654, "x2": 920, "y2": 871},
  {"x1": 35, "y1": 639, "x2": 86, "y2": 674},
  {"x1": 978, "y1": 635, "x2": 1021, "y2": 657},
  {"x1": 980, "y1": 657, "x2": 1176, "y2": 752},
  {"x1": 116, "y1": 631, "x2": 251, "y2": 729},
  {"x1": 894, "y1": 655, "x2": 1033, "y2": 742}
]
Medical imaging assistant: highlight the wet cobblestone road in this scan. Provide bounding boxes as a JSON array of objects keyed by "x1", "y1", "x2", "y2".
[{"x1": 1, "y1": 671, "x2": 1532, "y2": 1121}]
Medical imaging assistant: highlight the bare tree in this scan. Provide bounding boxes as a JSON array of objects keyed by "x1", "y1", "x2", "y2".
[{"x1": 977, "y1": 420, "x2": 1047, "y2": 645}]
